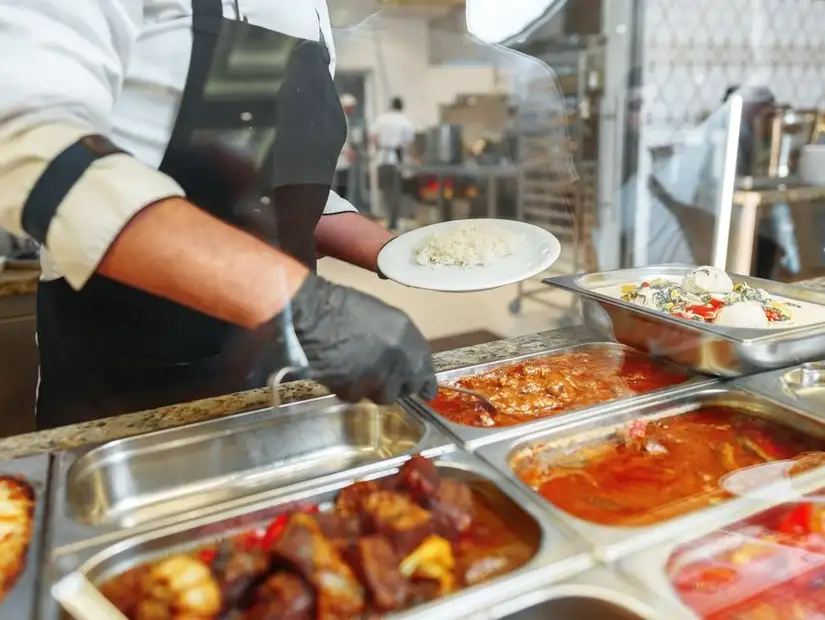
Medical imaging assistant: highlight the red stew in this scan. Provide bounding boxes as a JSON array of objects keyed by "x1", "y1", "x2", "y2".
[
  {"x1": 428, "y1": 349, "x2": 688, "y2": 428},
  {"x1": 671, "y1": 500, "x2": 825, "y2": 619},
  {"x1": 518, "y1": 407, "x2": 825, "y2": 526}
]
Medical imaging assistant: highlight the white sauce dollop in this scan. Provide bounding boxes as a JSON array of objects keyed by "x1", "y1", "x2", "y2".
[
  {"x1": 682, "y1": 266, "x2": 734, "y2": 295},
  {"x1": 715, "y1": 301, "x2": 769, "y2": 329}
]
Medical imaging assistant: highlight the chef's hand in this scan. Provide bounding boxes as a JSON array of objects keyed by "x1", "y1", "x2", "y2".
[{"x1": 288, "y1": 273, "x2": 437, "y2": 404}]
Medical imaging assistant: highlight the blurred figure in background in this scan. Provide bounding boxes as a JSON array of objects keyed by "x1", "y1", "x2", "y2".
[
  {"x1": 722, "y1": 85, "x2": 801, "y2": 279},
  {"x1": 372, "y1": 97, "x2": 414, "y2": 230},
  {"x1": 602, "y1": 81, "x2": 797, "y2": 275}
]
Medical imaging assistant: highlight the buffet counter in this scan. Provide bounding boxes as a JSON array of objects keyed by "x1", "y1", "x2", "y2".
[{"x1": 6, "y1": 273, "x2": 825, "y2": 620}]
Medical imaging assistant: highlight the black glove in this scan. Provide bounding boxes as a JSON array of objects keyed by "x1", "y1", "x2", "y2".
[{"x1": 288, "y1": 273, "x2": 437, "y2": 404}]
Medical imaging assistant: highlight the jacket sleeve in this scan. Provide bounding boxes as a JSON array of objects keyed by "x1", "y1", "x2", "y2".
[{"x1": 0, "y1": 0, "x2": 185, "y2": 290}]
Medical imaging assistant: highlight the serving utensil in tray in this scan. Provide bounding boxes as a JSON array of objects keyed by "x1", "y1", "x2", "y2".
[
  {"x1": 405, "y1": 341, "x2": 714, "y2": 450},
  {"x1": 47, "y1": 395, "x2": 454, "y2": 551},
  {"x1": 47, "y1": 451, "x2": 593, "y2": 620},
  {"x1": 545, "y1": 264, "x2": 825, "y2": 377},
  {"x1": 0, "y1": 453, "x2": 50, "y2": 620},
  {"x1": 477, "y1": 386, "x2": 825, "y2": 563}
]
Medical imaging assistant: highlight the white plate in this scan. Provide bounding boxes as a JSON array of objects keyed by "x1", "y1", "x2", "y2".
[{"x1": 377, "y1": 219, "x2": 562, "y2": 292}]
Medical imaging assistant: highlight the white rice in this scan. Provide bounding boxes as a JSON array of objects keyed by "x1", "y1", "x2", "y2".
[{"x1": 414, "y1": 223, "x2": 518, "y2": 268}]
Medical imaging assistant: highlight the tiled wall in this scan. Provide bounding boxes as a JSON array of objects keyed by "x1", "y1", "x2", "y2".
[{"x1": 642, "y1": 0, "x2": 825, "y2": 143}]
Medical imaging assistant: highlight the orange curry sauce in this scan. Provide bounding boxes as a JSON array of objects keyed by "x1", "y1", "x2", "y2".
[
  {"x1": 519, "y1": 407, "x2": 825, "y2": 526},
  {"x1": 428, "y1": 349, "x2": 688, "y2": 427}
]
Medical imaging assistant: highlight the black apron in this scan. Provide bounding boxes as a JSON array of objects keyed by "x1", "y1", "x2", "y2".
[{"x1": 35, "y1": 2, "x2": 346, "y2": 429}]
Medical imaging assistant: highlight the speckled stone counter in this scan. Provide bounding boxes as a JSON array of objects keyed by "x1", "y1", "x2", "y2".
[
  {"x1": 0, "y1": 325, "x2": 596, "y2": 460},
  {"x1": 0, "y1": 268, "x2": 39, "y2": 298}
]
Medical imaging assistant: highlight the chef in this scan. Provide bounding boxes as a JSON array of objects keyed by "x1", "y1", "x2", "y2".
[
  {"x1": 0, "y1": 0, "x2": 437, "y2": 430},
  {"x1": 373, "y1": 98, "x2": 415, "y2": 230}
]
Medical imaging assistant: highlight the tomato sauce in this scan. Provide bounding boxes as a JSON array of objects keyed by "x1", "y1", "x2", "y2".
[
  {"x1": 518, "y1": 407, "x2": 825, "y2": 526},
  {"x1": 428, "y1": 349, "x2": 688, "y2": 427}
]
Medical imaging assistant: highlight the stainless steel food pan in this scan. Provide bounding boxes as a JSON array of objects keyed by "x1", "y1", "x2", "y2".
[
  {"x1": 0, "y1": 453, "x2": 50, "y2": 620},
  {"x1": 545, "y1": 264, "x2": 825, "y2": 377},
  {"x1": 618, "y1": 465, "x2": 825, "y2": 620},
  {"x1": 733, "y1": 360, "x2": 825, "y2": 418},
  {"x1": 469, "y1": 566, "x2": 697, "y2": 620},
  {"x1": 404, "y1": 341, "x2": 712, "y2": 450},
  {"x1": 478, "y1": 386, "x2": 825, "y2": 562},
  {"x1": 48, "y1": 396, "x2": 454, "y2": 550},
  {"x1": 47, "y1": 450, "x2": 593, "y2": 620}
]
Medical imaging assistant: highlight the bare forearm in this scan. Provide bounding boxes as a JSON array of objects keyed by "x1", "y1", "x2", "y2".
[
  {"x1": 314, "y1": 212, "x2": 394, "y2": 272},
  {"x1": 98, "y1": 198, "x2": 309, "y2": 329}
]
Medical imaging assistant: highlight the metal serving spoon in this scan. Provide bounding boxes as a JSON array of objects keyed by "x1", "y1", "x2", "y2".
[{"x1": 439, "y1": 384, "x2": 497, "y2": 414}]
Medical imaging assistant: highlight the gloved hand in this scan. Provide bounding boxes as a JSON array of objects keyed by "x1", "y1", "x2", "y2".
[{"x1": 288, "y1": 273, "x2": 437, "y2": 404}]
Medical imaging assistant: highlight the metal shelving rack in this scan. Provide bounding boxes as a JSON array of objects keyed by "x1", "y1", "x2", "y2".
[{"x1": 508, "y1": 40, "x2": 604, "y2": 315}]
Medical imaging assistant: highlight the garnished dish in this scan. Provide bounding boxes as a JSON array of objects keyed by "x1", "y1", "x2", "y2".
[
  {"x1": 99, "y1": 456, "x2": 535, "y2": 619},
  {"x1": 671, "y1": 498, "x2": 825, "y2": 618},
  {"x1": 428, "y1": 348, "x2": 688, "y2": 427},
  {"x1": 0, "y1": 477, "x2": 34, "y2": 603},
  {"x1": 414, "y1": 222, "x2": 522, "y2": 268},
  {"x1": 516, "y1": 408, "x2": 825, "y2": 526},
  {"x1": 605, "y1": 265, "x2": 814, "y2": 328}
]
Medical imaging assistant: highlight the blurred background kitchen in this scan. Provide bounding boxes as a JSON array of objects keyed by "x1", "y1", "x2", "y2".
[{"x1": 4, "y1": 0, "x2": 825, "y2": 433}]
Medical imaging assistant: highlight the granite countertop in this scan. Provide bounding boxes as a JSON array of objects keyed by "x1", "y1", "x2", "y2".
[
  {"x1": 0, "y1": 325, "x2": 595, "y2": 460},
  {"x1": 0, "y1": 267, "x2": 39, "y2": 298}
]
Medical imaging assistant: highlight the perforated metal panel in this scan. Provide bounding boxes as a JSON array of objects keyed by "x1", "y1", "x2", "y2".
[{"x1": 643, "y1": 0, "x2": 825, "y2": 139}]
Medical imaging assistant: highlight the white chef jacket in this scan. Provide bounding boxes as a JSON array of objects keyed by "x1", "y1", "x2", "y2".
[
  {"x1": 0, "y1": 0, "x2": 356, "y2": 289},
  {"x1": 372, "y1": 111, "x2": 415, "y2": 165}
]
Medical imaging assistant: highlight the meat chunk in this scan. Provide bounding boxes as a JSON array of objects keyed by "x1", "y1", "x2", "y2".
[
  {"x1": 271, "y1": 514, "x2": 364, "y2": 620},
  {"x1": 315, "y1": 513, "x2": 363, "y2": 546},
  {"x1": 213, "y1": 546, "x2": 270, "y2": 612},
  {"x1": 244, "y1": 572, "x2": 314, "y2": 620},
  {"x1": 100, "y1": 565, "x2": 149, "y2": 616},
  {"x1": 347, "y1": 535, "x2": 409, "y2": 611},
  {"x1": 335, "y1": 481, "x2": 379, "y2": 516},
  {"x1": 361, "y1": 491, "x2": 433, "y2": 556},
  {"x1": 386, "y1": 456, "x2": 440, "y2": 503},
  {"x1": 429, "y1": 479, "x2": 474, "y2": 540}
]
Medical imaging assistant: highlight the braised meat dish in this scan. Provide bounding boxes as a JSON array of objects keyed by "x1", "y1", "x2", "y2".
[
  {"x1": 100, "y1": 457, "x2": 535, "y2": 619},
  {"x1": 672, "y1": 499, "x2": 825, "y2": 619},
  {"x1": 429, "y1": 349, "x2": 688, "y2": 427},
  {"x1": 518, "y1": 407, "x2": 825, "y2": 526}
]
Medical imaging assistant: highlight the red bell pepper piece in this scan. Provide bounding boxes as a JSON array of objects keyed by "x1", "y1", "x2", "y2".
[
  {"x1": 197, "y1": 548, "x2": 218, "y2": 565},
  {"x1": 261, "y1": 514, "x2": 290, "y2": 550},
  {"x1": 233, "y1": 530, "x2": 264, "y2": 551},
  {"x1": 777, "y1": 503, "x2": 815, "y2": 536}
]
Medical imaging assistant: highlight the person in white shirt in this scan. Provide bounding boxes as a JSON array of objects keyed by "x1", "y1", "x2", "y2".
[
  {"x1": 372, "y1": 97, "x2": 415, "y2": 229},
  {"x1": 0, "y1": 0, "x2": 436, "y2": 429}
]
